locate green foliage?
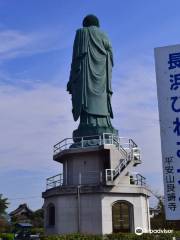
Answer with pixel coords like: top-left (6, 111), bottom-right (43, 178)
top-left (31, 208), bottom-right (44, 227)
top-left (0, 194), bottom-right (9, 216)
top-left (41, 233), bottom-right (102, 240)
top-left (106, 233), bottom-right (141, 240)
top-left (40, 232), bottom-right (180, 240)
top-left (0, 233), bottom-right (14, 240)
top-left (33, 208), bottom-right (44, 219)
top-left (151, 196), bottom-right (180, 230)
top-left (31, 227), bottom-right (44, 235)
top-left (0, 218), bottom-right (11, 233)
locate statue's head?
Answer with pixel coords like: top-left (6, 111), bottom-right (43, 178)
top-left (82, 15), bottom-right (100, 27)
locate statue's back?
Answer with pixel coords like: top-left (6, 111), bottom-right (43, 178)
top-left (67, 15), bottom-right (118, 139)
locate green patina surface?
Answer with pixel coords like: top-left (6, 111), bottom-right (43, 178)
top-left (67, 15), bottom-right (118, 139)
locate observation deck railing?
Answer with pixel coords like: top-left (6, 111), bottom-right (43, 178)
top-left (130, 173), bottom-right (146, 186)
top-left (53, 133), bottom-right (137, 155)
top-left (45, 133), bottom-right (142, 190)
top-left (46, 173), bottom-right (63, 189)
top-left (46, 171), bottom-right (146, 190)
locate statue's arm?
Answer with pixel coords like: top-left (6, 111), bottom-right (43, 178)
top-left (108, 43), bottom-right (114, 67)
top-left (67, 60), bottom-right (76, 93)
top-left (102, 33), bottom-right (114, 67)
top-left (67, 65), bottom-right (73, 94)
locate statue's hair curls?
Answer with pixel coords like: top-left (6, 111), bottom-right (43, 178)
top-left (82, 15), bottom-right (100, 27)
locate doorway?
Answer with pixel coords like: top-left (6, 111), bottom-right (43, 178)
top-left (112, 201), bottom-right (134, 233)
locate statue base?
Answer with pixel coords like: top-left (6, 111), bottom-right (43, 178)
top-left (73, 125), bottom-right (118, 142)
top-left (43, 145), bottom-right (151, 235)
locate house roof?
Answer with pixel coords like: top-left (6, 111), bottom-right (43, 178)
top-left (9, 203), bottom-right (33, 216)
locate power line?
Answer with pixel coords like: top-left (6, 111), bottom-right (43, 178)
top-left (8, 196), bottom-right (41, 201)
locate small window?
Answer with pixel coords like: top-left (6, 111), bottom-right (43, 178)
top-left (48, 203), bottom-right (55, 226)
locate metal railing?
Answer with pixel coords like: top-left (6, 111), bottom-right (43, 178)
top-left (46, 171), bottom-right (103, 190)
top-left (105, 158), bottom-right (129, 183)
top-left (47, 134), bottom-right (141, 189)
top-left (105, 169), bottom-right (146, 186)
top-left (46, 173), bottom-right (63, 189)
top-left (131, 147), bottom-right (141, 162)
top-left (105, 146), bottom-right (141, 184)
top-left (53, 133), bottom-right (137, 155)
top-left (105, 169), bottom-right (116, 182)
top-left (46, 171), bottom-right (146, 189)
top-left (130, 173), bottom-right (146, 186)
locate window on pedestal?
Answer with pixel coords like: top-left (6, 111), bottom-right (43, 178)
top-left (112, 201), bottom-right (134, 233)
top-left (47, 203), bottom-right (55, 227)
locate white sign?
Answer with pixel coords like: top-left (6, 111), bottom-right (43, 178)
top-left (155, 44), bottom-right (180, 220)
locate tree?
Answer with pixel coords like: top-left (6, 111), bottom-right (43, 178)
top-left (151, 195), bottom-right (166, 229)
top-left (151, 195), bottom-right (180, 230)
top-left (31, 208), bottom-right (44, 228)
top-left (0, 194), bottom-right (10, 233)
top-left (0, 194), bottom-right (9, 216)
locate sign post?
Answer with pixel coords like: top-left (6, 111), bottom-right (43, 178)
top-left (155, 44), bottom-right (180, 220)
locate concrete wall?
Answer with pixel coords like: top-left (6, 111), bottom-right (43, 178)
top-left (63, 150), bottom-right (108, 185)
top-left (109, 146), bottom-right (122, 169)
top-left (44, 195), bottom-right (78, 235)
top-left (44, 191), bottom-right (150, 235)
top-left (101, 194), bottom-right (150, 234)
top-left (44, 193), bottom-right (102, 235)
top-left (80, 194), bottom-right (102, 234)
top-left (62, 146), bottom-right (128, 186)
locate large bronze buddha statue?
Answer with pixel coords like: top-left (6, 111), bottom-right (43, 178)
top-left (67, 15), bottom-right (118, 140)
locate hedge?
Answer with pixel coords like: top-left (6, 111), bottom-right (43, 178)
top-left (41, 234), bottom-right (102, 240)
top-left (1, 232), bottom-right (180, 240)
top-left (31, 227), bottom-right (44, 235)
top-left (106, 233), bottom-right (175, 240)
top-left (40, 232), bottom-right (180, 240)
top-left (0, 233), bottom-right (14, 240)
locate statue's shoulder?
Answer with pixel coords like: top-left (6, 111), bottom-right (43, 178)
top-left (89, 27), bottom-right (109, 39)
top-left (75, 27), bottom-right (109, 42)
top-left (99, 30), bottom-right (109, 40)
top-left (76, 27), bottom-right (88, 34)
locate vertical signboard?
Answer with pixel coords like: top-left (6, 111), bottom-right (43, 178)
top-left (155, 44), bottom-right (180, 220)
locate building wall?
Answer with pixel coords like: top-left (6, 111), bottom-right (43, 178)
top-left (101, 194), bottom-right (150, 234)
top-left (44, 193), bottom-right (102, 235)
top-left (80, 194), bottom-right (102, 234)
top-left (44, 195), bottom-right (78, 235)
top-left (44, 146), bottom-right (150, 235)
top-left (109, 146), bottom-right (123, 169)
top-left (64, 151), bottom-right (107, 185)
top-left (44, 191), bottom-right (150, 235)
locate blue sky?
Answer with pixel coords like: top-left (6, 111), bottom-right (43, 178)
top-left (0, 0), bottom-right (180, 212)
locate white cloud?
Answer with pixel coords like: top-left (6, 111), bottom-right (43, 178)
top-left (0, 30), bottom-right (31, 53)
top-left (112, 61), bottom-right (162, 177)
top-left (0, 83), bottom-right (76, 171)
top-left (0, 27), bottom-right (71, 61)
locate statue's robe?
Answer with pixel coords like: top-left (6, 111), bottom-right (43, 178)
top-left (67, 26), bottom-right (114, 122)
